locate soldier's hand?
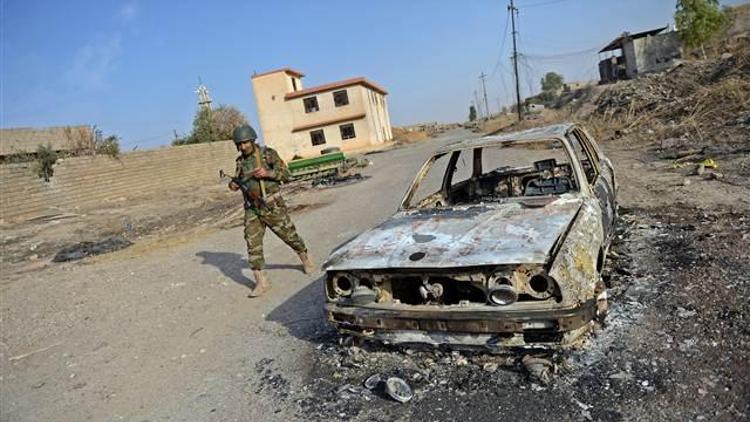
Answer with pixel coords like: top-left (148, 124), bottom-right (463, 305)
top-left (229, 181), bottom-right (240, 191)
top-left (252, 167), bottom-right (269, 179)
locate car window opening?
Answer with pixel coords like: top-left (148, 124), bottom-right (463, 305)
top-left (406, 139), bottom-right (579, 209)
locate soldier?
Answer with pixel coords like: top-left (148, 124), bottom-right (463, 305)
top-left (229, 124), bottom-right (314, 297)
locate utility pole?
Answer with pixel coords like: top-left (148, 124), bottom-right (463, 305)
top-left (473, 90), bottom-right (483, 118)
top-left (479, 72), bottom-right (490, 118)
top-left (509, 0), bottom-right (523, 121)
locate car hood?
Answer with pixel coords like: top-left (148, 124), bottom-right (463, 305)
top-left (324, 196), bottom-right (583, 271)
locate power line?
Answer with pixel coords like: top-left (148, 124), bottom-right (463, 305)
top-left (520, 56), bottom-right (536, 97)
top-left (490, 11), bottom-right (511, 78)
top-left (522, 46), bottom-right (600, 60)
top-left (521, 0), bottom-right (573, 9)
top-left (496, 64), bottom-right (511, 106)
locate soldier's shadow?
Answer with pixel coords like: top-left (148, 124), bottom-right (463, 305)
top-left (195, 251), bottom-right (301, 289)
top-left (265, 274), bottom-right (333, 343)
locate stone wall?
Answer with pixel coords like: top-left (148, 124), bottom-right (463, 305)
top-left (0, 141), bottom-right (238, 223)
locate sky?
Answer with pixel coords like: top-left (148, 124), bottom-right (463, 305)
top-left (1, 0), bottom-right (746, 150)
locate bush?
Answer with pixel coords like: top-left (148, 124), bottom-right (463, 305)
top-left (34, 144), bottom-right (58, 182)
top-left (95, 134), bottom-right (120, 158)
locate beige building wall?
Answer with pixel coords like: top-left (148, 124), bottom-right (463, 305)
top-left (252, 71), bottom-right (299, 158)
top-left (251, 69), bottom-right (392, 161)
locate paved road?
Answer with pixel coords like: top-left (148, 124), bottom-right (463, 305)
top-left (0, 129), bottom-right (471, 421)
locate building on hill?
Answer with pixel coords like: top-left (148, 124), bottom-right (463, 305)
top-left (251, 68), bottom-right (392, 160)
top-left (598, 26), bottom-right (682, 83)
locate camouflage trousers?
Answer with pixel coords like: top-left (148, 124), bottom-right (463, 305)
top-left (244, 196), bottom-right (307, 270)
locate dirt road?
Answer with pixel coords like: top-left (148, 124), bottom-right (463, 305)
top-left (2, 129), bottom-right (749, 421)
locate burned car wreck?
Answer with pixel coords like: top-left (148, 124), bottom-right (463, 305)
top-left (323, 123), bottom-right (617, 350)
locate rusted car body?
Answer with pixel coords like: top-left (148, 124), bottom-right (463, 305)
top-left (323, 123), bottom-right (617, 350)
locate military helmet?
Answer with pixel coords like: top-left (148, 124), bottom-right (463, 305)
top-left (232, 125), bottom-right (258, 144)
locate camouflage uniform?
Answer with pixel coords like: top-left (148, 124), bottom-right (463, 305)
top-left (235, 144), bottom-right (307, 270)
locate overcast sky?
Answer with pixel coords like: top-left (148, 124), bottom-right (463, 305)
top-left (1, 0), bottom-right (745, 149)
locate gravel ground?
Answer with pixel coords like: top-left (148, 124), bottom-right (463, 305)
top-left (1, 129), bottom-right (748, 421)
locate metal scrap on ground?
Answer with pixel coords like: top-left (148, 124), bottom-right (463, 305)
top-left (52, 235), bottom-right (133, 262)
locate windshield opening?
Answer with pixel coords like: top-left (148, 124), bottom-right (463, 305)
top-left (403, 139), bottom-right (579, 209)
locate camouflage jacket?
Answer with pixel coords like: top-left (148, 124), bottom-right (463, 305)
top-left (234, 145), bottom-right (290, 200)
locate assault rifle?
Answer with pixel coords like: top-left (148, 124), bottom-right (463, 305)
top-left (219, 169), bottom-right (265, 209)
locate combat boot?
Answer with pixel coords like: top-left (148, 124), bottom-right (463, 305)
top-left (298, 252), bottom-right (315, 275)
top-left (249, 269), bottom-right (270, 298)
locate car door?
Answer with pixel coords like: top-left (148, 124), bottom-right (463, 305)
top-left (567, 129), bottom-right (616, 241)
top-left (579, 127), bottom-right (617, 197)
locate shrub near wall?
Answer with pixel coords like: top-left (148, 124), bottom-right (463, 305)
top-left (0, 141), bottom-right (238, 223)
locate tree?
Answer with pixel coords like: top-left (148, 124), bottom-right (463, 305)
top-left (175, 105), bottom-right (249, 145)
top-left (540, 72), bottom-right (564, 94)
top-left (468, 105), bottom-right (477, 122)
top-left (210, 105), bottom-right (248, 141)
top-left (189, 108), bottom-right (215, 144)
top-left (675, 0), bottom-right (729, 58)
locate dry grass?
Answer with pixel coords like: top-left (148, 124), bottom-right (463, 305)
top-left (391, 127), bottom-right (430, 145)
top-left (583, 49), bottom-right (750, 146)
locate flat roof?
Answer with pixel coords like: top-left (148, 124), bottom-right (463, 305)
top-left (251, 67), bottom-right (305, 79)
top-left (285, 77), bottom-right (388, 100)
top-left (599, 26), bottom-right (668, 53)
top-left (435, 123), bottom-right (576, 154)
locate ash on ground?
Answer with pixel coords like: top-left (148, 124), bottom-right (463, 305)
top-left (249, 205), bottom-right (750, 421)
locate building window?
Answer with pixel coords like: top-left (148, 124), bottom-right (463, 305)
top-left (310, 129), bottom-right (326, 146)
top-left (303, 97), bottom-right (319, 113)
top-left (291, 77), bottom-right (297, 91)
top-left (339, 123), bottom-right (356, 140)
top-left (333, 90), bottom-right (349, 107)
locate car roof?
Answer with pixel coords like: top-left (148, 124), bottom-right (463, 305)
top-left (436, 122), bottom-right (576, 154)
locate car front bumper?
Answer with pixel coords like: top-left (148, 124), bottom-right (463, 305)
top-left (325, 299), bottom-right (597, 350)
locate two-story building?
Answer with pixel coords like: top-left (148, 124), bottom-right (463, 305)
top-left (251, 68), bottom-right (393, 160)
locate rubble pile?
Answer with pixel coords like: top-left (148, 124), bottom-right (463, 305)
top-left (293, 339), bottom-right (552, 421)
top-left (592, 51), bottom-right (750, 146)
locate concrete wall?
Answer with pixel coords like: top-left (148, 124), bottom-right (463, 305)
top-left (623, 42), bottom-right (639, 79)
top-left (0, 126), bottom-right (92, 156)
top-left (633, 32), bottom-right (682, 75)
top-left (622, 32), bottom-right (682, 79)
top-left (363, 87), bottom-right (392, 145)
top-left (0, 141), bottom-right (238, 223)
